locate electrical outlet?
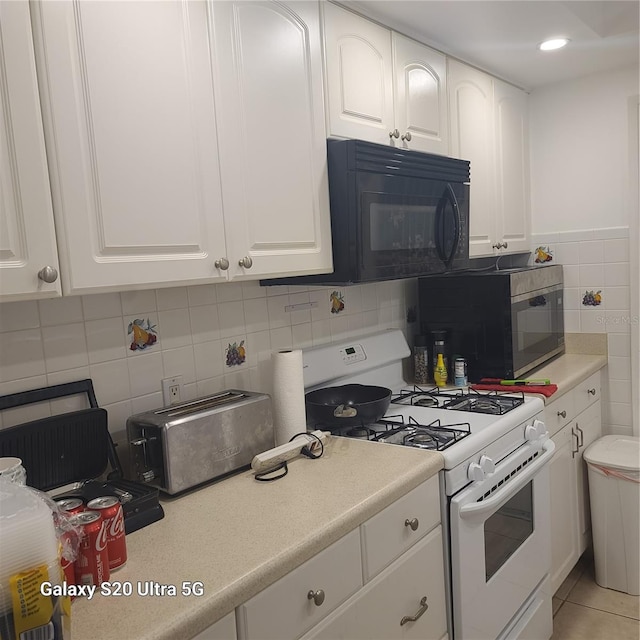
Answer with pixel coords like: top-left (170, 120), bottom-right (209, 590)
top-left (161, 376), bottom-right (183, 406)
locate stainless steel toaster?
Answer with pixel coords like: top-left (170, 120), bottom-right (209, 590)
top-left (126, 389), bottom-right (274, 495)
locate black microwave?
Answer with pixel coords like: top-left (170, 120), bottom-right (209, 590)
top-left (262, 138), bottom-right (470, 286)
top-left (418, 265), bottom-right (565, 382)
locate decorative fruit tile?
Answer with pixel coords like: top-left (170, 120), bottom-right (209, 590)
top-left (225, 339), bottom-right (246, 367)
top-left (534, 246), bottom-right (553, 263)
top-left (582, 290), bottom-right (602, 306)
top-left (126, 315), bottom-right (159, 353)
top-left (330, 290), bottom-right (345, 314)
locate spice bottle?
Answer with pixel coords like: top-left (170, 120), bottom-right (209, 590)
top-left (431, 330), bottom-right (449, 380)
top-left (434, 352), bottom-right (448, 387)
top-left (413, 336), bottom-right (429, 385)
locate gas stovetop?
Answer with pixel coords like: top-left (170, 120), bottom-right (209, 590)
top-left (390, 385), bottom-right (526, 415)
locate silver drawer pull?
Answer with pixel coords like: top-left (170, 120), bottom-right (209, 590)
top-left (401, 131), bottom-right (412, 142)
top-left (557, 410), bottom-right (567, 419)
top-left (307, 589), bottom-right (325, 607)
top-left (38, 266), bottom-right (58, 283)
top-left (238, 256), bottom-right (253, 269)
top-left (214, 257), bottom-right (229, 270)
top-left (389, 129), bottom-right (400, 139)
top-left (588, 388), bottom-right (596, 395)
top-left (400, 596), bottom-right (428, 626)
top-left (404, 518), bottom-right (419, 531)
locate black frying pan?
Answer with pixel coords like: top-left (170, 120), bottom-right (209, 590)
top-left (305, 384), bottom-right (392, 427)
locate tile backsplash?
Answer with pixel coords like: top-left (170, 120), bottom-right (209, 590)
top-left (531, 226), bottom-right (634, 436)
top-left (0, 280), bottom-right (417, 444)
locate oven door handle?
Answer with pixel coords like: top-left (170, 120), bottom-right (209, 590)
top-left (458, 439), bottom-right (555, 521)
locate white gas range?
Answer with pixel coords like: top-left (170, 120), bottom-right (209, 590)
top-left (302, 329), bottom-right (555, 640)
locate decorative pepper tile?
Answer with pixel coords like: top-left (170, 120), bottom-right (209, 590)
top-left (582, 290), bottom-right (602, 306)
top-left (127, 317), bottom-right (158, 351)
top-left (534, 246), bottom-right (553, 263)
top-left (330, 290), bottom-right (345, 314)
top-left (225, 340), bottom-right (246, 367)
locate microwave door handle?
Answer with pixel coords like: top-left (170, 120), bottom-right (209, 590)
top-left (436, 185), bottom-right (460, 267)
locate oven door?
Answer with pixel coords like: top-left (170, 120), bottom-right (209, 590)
top-left (450, 437), bottom-right (555, 640)
top-left (511, 284), bottom-right (564, 378)
top-left (357, 172), bottom-right (469, 281)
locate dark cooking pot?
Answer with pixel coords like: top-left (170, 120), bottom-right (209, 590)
top-left (305, 384), bottom-right (392, 427)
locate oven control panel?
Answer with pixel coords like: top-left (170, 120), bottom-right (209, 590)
top-left (339, 344), bottom-right (367, 365)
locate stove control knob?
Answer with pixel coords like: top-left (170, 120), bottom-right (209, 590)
top-left (525, 419), bottom-right (547, 442)
top-left (479, 455), bottom-right (495, 476)
top-left (468, 462), bottom-right (485, 482)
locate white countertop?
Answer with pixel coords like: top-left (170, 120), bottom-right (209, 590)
top-left (529, 352), bottom-right (608, 403)
top-left (70, 436), bottom-right (443, 640)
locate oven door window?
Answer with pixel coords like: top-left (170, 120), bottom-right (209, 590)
top-left (484, 481), bottom-right (533, 581)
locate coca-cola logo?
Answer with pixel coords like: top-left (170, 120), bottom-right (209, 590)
top-left (96, 521), bottom-right (109, 552)
top-left (107, 510), bottom-right (125, 538)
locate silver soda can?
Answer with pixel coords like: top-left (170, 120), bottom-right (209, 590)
top-left (454, 357), bottom-right (468, 387)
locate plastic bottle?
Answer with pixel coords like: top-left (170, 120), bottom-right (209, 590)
top-left (434, 352), bottom-right (448, 387)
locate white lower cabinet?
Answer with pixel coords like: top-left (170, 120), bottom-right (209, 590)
top-left (547, 371), bottom-right (602, 594)
top-left (192, 611), bottom-right (237, 640)
top-left (301, 527), bottom-right (448, 640)
top-left (233, 477), bottom-right (445, 640)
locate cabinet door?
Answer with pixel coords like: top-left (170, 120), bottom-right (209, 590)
top-left (31, 0), bottom-right (228, 294)
top-left (493, 79), bottom-right (530, 255)
top-left (574, 400), bottom-right (602, 554)
top-left (210, 1), bottom-right (332, 280)
top-left (192, 611), bottom-right (236, 640)
top-left (447, 60), bottom-right (496, 257)
top-left (323, 3), bottom-right (395, 145)
top-left (549, 423), bottom-right (580, 594)
top-left (0, 1), bottom-right (61, 301)
top-left (302, 526), bottom-right (447, 640)
top-left (393, 34), bottom-right (448, 155)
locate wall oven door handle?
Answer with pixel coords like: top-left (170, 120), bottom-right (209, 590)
top-left (458, 439), bottom-right (555, 521)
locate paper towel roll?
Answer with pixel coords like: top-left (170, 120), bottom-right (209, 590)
top-left (271, 349), bottom-right (306, 445)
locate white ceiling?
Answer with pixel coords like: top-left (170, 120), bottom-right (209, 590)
top-left (346, 0), bottom-right (640, 90)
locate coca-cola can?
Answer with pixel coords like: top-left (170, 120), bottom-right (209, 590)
top-left (87, 496), bottom-right (127, 570)
top-left (70, 510), bottom-right (110, 587)
top-left (59, 529), bottom-right (76, 591)
top-left (55, 497), bottom-right (85, 516)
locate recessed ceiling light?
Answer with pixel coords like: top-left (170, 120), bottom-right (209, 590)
top-left (538, 38), bottom-right (570, 51)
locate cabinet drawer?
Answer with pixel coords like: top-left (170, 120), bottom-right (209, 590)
top-left (361, 475), bottom-right (440, 581)
top-left (235, 528), bottom-right (362, 640)
top-left (545, 392), bottom-right (575, 436)
top-left (574, 372), bottom-right (601, 416)
top-left (301, 526), bottom-right (447, 640)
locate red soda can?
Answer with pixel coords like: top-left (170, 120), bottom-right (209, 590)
top-left (70, 510), bottom-right (110, 587)
top-left (59, 529), bottom-right (77, 590)
top-left (87, 496), bottom-right (127, 570)
top-left (55, 497), bottom-right (85, 516)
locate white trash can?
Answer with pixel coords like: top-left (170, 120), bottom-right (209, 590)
top-left (583, 435), bottom-right (640, 595)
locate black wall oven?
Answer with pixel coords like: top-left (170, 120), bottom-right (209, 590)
top-left (419, 265), bottom-right (565, 382)
top-left (263, 138), bottom-right (470, 286)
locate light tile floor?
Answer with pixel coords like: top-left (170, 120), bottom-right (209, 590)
top-left (552, 552), bottom-right (640, 640)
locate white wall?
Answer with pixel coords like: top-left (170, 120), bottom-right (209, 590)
top-left (529, 65), bottom-right (640, 437)
top-left (529, 65), bottom-right (639, 233)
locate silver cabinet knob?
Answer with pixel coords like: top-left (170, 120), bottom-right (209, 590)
top-left (492, 242), bottom-right (503, 249)
top-left (557, 410), bottom-right (567, 419)
top-left (214, 258), bottom-right (229, 271)
top-left (37, 266), bottom-right (58, 283)
top-left (238, 256), bottom-right (253, 269)
top-left (401, 131), bottom-right (412, 142)
top-left (588, 388), bottom-right (596, 395)
top-left (389, 129), bottom-right (400, 139)
top-left (502, 241), bottom-right (508, 249)
top-left (307, 589), bottom-right (325, 606)
top-left (404, 518), bottom-right (419, 531)
top-left (400, 596), bottom-right (429, 626)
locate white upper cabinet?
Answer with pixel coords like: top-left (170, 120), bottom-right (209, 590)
top-left (209, 1), bottom-right (332, 280)
top-left (31, 0), bottom-right (228, 294)
top-left (0, 2), bottom-right (61, 301)
top-left (393, 33), bottom-right (448, 155)
top-left (323, 3), bottom-right (394, 145)
top-left (448, 60), bottom-right (530, 257)
top-left (494, 78), bottom-right (531, 255)
top-left (323, 3), bottom-right (448, 155)
top-left (448, 60), bottom-right (496, 257)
